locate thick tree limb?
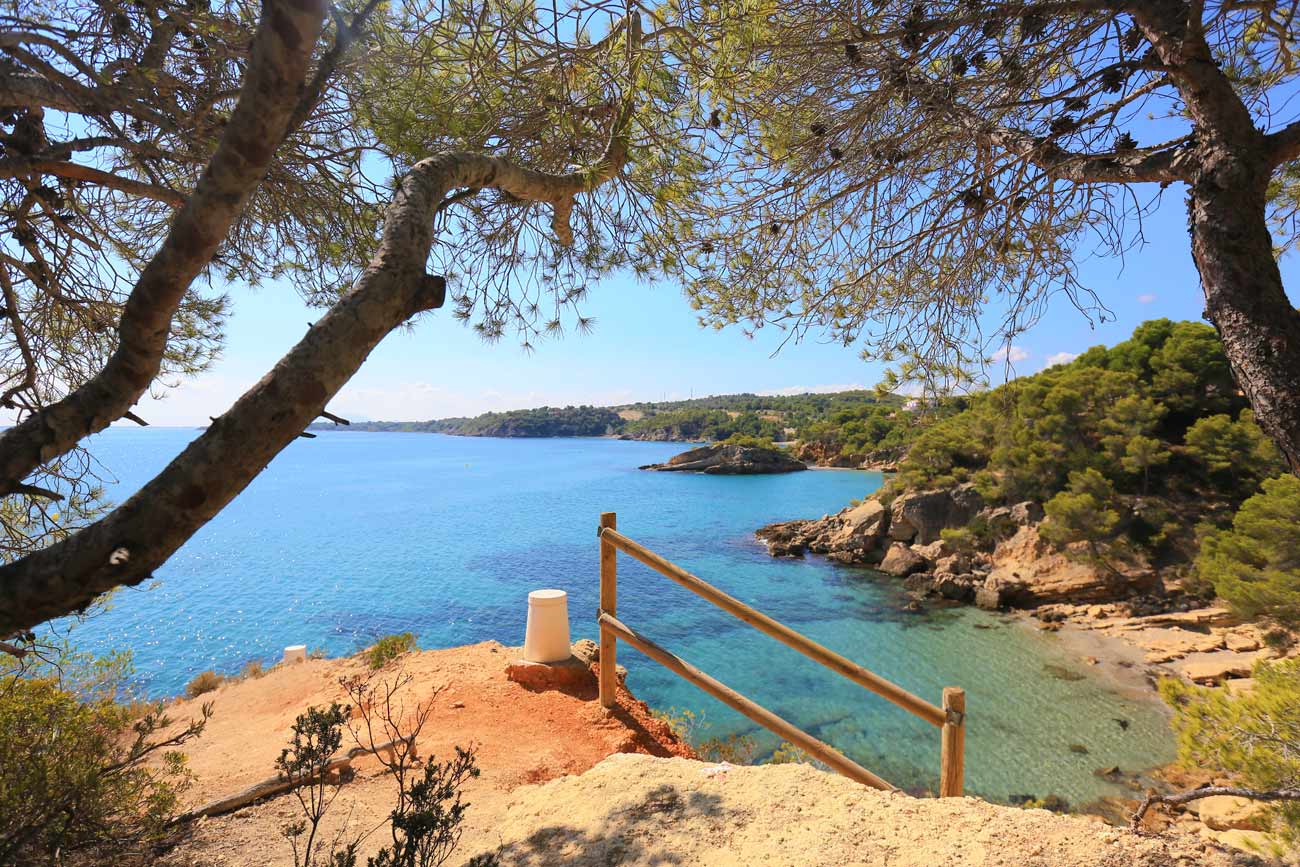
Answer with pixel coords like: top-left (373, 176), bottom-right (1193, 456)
top-left (1131, 784), bottom-right (1300, 831)
top-left (1265, 120), bottom-right (1300, 167)
top-left (0, 69), bottom-right (83, 113)
top-left (0, 160), bottom-right (186, 207)
top-left (981, 125), bottom-right (1191, 184)
top-left (0, 0), bottom-right (328, 499)
top-left (0, 134), bottom-right (632, 634)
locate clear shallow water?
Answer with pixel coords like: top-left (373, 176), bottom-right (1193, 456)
top-left (63, 428), bottom-right (1171, 804)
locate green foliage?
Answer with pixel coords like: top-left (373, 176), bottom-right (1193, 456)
top-left (1162, 659), bottom-right (1300, 850)
top-left (0, 647), bottom-right (207, 866)
top-left (765, 742), bottom-right (830, 771)
top-left (649, 706), bottom-right (700, 742)
top-left (1197, 475), bottom-right (1300, 624)
top-left (1185, 410), bottom-right (1285, 496)
top-left (277, 703), bottom-right (352, 867)
top-left (1041, 469), bottom-right (1120, 549)
top-left (321, 390), bottom-right (902, 447)
top-left (695, 733), bottom-right (760, 764)
top-left (185, 669), bottom-right (223, 698)
top-left (428, 406), bottom-right (622, 438)
top-left (720, 432), bottom-right (780, 449)
top-left (898, 320), bottom-right (1249, 504)
top-left (370, 747), bottom-right (495, 867)
top-left (367, 633), bottom-right (418, 670)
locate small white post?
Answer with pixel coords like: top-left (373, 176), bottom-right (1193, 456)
top-left (282, 644), bottom-right (307, 665)
top-left (523, 589), bottom-right (571, 663)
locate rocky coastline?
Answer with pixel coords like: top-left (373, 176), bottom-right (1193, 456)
top-left (755, 484), bottom-right (1292, 691)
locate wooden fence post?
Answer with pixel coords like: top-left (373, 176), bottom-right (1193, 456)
top-left (598, 512), bottom-right (618, 708)
top-left (939, 687), bottom-right (966, 797)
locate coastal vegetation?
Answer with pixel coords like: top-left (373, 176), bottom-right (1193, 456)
top-left (889, 319), bottom-right (1285, 578)
top-left (0, 647), bottom-right (210, 866)
top-left (1158, 659), bottom-right (1300, 847)
top-left (322, 390), bottom-right (901, 446)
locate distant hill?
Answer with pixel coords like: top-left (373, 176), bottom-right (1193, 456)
top-left (310, 390), bottom-right (906, 446)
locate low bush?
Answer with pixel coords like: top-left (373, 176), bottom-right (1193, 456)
top-left (185, 669), bottom-right (223, 698)
top-left (366, 633), bottom-right (418, 670)
top-left (0, 646), bottom-right (209, 866)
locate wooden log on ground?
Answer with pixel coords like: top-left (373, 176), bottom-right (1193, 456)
top-left (176, 734), bottom-right (414, 822)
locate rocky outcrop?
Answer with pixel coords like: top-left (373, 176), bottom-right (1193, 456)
top-left (640, 443), bottom-right (807, 474)
top-left (986, 525), bottom-right (1160, 606)
top-left (887, 484), bottom-right (984, 544)
top-left (756, 498), bottom-right (890, 561)
top-left (791, 440), bottom-right (859, 468)
top-left (757, 483), bottom-right (1168, 612)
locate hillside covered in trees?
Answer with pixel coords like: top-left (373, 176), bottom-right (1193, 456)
top-left (319, 390), bottom-right (910, 449)
top-left (890, 318), bottom-right (1284, 573)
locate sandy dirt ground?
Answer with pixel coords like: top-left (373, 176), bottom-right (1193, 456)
top-left (158, 640), bottom-right (1253, 867)
top-left (480, 754), bottom-right (1251, 867)
top-left (159, 641), bottom-right (691, 866)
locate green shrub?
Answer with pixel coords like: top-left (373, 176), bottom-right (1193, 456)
top-left (766, 741), bottom-right (830, 770)
top-left (721, 432), bottom-right (780, 450)
top-left (696, 733), bottom-right (759, 764)
top-left (1197, 474), bottom-right (1300, 624)
top-left (185, 669), bottom-right (223, 698)
top-left (0, 648), bottom-right (208, 866)
top-left (649, 706), bottom-right (700, 742)
top-left (366, 633), bottom-right (418, 670)
top-left (1162, 659), bottom-right (1300, 850)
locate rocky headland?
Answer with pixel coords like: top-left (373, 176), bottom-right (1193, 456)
top-left (640, 442), bottom-right (808, 474)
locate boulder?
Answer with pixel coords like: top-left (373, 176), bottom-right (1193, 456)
top-left (976, 576), bottom-right (1029, 611)
top-left (826, 499), bottom-right (890, 549)
top-left (641, 443), bottom-right (807, 475)
top-left (755, 498), bottom-right (891, 562)
top-left (986, 524), bottom-right (1159, 607)
top-left (755, 519), bottom-right (816, 557)
top-left (934, 573), bottom-right (977, 602)
top-left (880, 543), bottom-right (927, 577)
top-left (1195, 796), bottom-right (1265, 832)
top-left (888, 484), bottom-right (984, 544)
top-left (911, 539), bottom-right (951, 562)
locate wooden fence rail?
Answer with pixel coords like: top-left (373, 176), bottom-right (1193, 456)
top-left (596, 510), bottom-right (966, 797)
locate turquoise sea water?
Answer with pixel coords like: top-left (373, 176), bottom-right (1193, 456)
top-left (64, 428), bottom-right (1171, 804)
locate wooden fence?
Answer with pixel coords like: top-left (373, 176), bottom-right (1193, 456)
top-left (596, 511), bottom-right (966, 797)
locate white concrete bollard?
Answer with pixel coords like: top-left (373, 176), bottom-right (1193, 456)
top-left (282, 644), bottom-right (307, 665)
top-left (523, 589), bottom-right (571, 663)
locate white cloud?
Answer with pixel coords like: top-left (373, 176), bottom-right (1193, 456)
top-left (1046, 351), bottom-right (1079, 367)
top-left (1137, 293), bottom-right (1157, 304)
top-left (990, 345), bottom-right (1030, 364)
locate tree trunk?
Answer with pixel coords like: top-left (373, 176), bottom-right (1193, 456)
top-left (1188, 155), bottom-right (1300, 474)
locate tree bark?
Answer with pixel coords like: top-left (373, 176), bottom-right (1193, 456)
top-left (0, 0), bottom-right (326, 497)
top-left (0, 145), bottom-right (629, 635)
top-left (1188, 153), bottom-right (1300, 474)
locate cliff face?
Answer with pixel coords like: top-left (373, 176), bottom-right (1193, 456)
top-left (640, 443), bottom-right (808, 474)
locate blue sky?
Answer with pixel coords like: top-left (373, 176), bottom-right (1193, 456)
top-left (133, 186), bottom-right (1291, 426)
